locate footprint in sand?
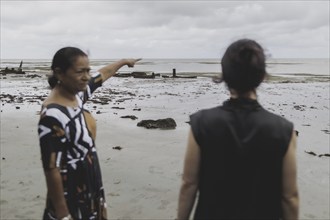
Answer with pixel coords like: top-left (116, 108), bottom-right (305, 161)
top-left (149, 166), bottom-right (163, 174)
top-left (304, 213), bottom-right (316, 219)
top-left (113, 179), bottom-right (121, 184)
top-left (108, 192), bottom-right (120, 197)
top-left (158, 200), bottom-right (170, 210)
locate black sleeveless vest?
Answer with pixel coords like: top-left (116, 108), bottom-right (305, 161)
top-left (190, 98), bottom-right (293, 220)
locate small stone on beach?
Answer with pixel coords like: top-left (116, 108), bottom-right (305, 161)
top-left (111, 107), bottom-right (125, 110)
top-left (112, 146), bottom-right (122, 150)
top-left (321, 129), bottom-right (330, 134)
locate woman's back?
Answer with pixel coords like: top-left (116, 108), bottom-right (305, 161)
top-left (190, 98), bottom-right (293, 219)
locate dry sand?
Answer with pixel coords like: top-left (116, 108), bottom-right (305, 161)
top-left (0, 73), bottom-right (329, 219)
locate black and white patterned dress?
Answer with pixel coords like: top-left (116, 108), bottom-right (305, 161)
top-left (38, 73), bottom-right (107, 220)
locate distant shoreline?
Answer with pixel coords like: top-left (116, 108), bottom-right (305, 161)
top-left (1, 71), bottom-right (329, 83)
top-left (1, 58), bottom-right (329, 78)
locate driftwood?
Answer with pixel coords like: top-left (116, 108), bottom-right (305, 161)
top-left (115, 73), bottom-right (132, 77)
top-left (120, 115), bottom-right (138, 120)
top-left (115, 71), bottom-right (158, 78)
top-left (162, 75), bottom-right (197, 79)
top-left (132, 71), bottom-right (156, 79)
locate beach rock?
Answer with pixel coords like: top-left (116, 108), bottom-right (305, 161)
top-left (137, 118), bottom-right (177, 129)
top-left (132, 71), bottom-right (156, 79)
top-left (321, 129), bottom-right (330, 134)
top-left (120, 115), bottom-right (138, 120)
top-left (116, 98), bottom-right (133, 103)
top-left (90, 99), bottom-right (109, 105)
top-left (114, 73), bottom-right (132, 77)
top-left (111, 106), bottom-right (125, 110)
top-left (112, 146), bottom-right (122, 150)
top-left (26, 74), bottom-right (41, 78)
top-left (293, 105), bottom-right (306, 111)
top-left (132, 71), bottom-right (147, 77)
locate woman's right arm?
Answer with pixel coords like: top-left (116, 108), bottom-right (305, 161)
top-left (44, 168), bottom-right (70, 219)
top-left (282, 130), bottom-right (299, 220)
top-left (177, 129), bottom-right (201, 220)
top-left (39, 114), bottom-right (71, 219)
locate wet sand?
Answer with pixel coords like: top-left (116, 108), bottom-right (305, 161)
top-left (0, 73), bottom-right (329, 219)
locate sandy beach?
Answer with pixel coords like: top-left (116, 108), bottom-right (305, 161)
top-left (0, 72), bottom-right (329, 219)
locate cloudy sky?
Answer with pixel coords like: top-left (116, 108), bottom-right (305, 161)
top-left (1, 1), bottom-right (329, 59)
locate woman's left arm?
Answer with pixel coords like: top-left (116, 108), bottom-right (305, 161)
top-left (177, 129), bottom-right (201, 220)
top-left (98, 58), bottom-right (141, 83)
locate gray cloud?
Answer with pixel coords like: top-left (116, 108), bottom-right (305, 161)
top-left (1, 1), bottom-right (329, 59)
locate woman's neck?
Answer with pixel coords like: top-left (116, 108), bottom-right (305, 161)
top-left (54, 85), bottom-right (76, 101)
top-left (229, 89), bottom-right (257, 100)
top-left (47, 86), bottom-right (78, 108)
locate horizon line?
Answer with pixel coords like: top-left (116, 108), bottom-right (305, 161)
top-left (1, 57), bottom-right (329, 60)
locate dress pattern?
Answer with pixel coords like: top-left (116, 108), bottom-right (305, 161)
top-left (38, 73), bottom-right (107, 220)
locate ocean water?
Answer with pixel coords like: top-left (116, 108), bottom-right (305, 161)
top-left (0, 58), bottom-right (329, 76)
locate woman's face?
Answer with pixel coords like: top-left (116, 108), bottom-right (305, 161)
top-left (58, 55), bottom-right (91, 93)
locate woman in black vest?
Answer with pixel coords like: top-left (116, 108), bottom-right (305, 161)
top-left (177, 39), bottom-right (299, 220)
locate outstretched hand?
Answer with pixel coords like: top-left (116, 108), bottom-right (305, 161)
top-left (125, 58), bottom-right (142, 68)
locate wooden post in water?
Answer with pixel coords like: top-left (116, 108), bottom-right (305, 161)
top-left (172, 68), bottom-right (176, 77)
top-left (18, 60), bottom-right (23, 72)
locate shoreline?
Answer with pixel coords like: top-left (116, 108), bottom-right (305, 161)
top-left (1, 71), bottom-right (329, 83)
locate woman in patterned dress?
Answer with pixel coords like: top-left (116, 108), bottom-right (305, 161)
top-left (38, 47), bottom-right (140, 220)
